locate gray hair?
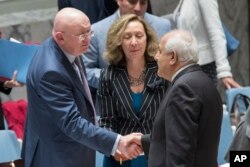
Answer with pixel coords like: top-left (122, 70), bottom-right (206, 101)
top-left (164, 30), bottom-right (199, 63)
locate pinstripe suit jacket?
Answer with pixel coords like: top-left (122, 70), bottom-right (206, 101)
top-left (98, 62), bottom-right (169, 135)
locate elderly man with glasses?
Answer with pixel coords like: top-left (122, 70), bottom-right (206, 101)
top-left (22, 8), bottom-right (143, 167)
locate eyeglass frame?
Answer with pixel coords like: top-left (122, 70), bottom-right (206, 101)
top-left (62, 30), bottom-right (94, 42)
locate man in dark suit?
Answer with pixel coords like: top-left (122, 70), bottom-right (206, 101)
top-left (103, 0), bottom-right (153, 17)
top-left (58, 0), bottom-right (106, 24)
top-left (136, 30), bottom-right (223, 167)
top-left (22, 8), bottom-right (142, 167)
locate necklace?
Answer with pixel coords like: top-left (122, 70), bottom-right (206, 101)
top-left (128, 69), bottom-right (146, 87)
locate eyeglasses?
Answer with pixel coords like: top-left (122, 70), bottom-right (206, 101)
top-left (64, 31), bottom-right (94, 42)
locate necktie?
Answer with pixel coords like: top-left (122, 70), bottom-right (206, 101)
top-left (73, 57), bottom-right (98, 125)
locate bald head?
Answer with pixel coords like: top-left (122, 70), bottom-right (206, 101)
top-left (53, 8), bottom-right (90, 36)
top-left (52, 7), bottom-right (92, 56)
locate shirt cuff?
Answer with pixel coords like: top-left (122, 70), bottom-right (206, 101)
top-left (111, 134), bottom-right (121, 156)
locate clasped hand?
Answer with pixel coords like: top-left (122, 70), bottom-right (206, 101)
top-left (115, 133), bottom-right (143, 163)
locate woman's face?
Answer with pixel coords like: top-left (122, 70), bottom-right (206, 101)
top-left (121, 20), bottom-right (147, 62)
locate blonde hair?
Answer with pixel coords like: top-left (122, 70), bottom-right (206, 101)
top-left (104, 14), bottom-right (159, 66)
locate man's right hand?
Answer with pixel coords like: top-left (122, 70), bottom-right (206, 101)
top-left (114, 133), bottom-right (143, 161)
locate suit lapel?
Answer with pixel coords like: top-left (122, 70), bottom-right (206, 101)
top-left (113, 68), bottom-right (140, 122)
top-left (139, 63), bottom-right (164, 117)
top-left (113, 63), bottom-right (162, 121)
top-left (172, 64), bottom-right (201, 85)
top-left (143, 13), bottom-right (153, 25)
top-left (173, 0), bottom-right (184, 22)
top-left (139, 67), bottom-right (156, 116)
top-left (59, 50), bottom-right (93, 106)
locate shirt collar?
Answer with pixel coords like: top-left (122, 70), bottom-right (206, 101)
top-left (171, 63), bottom-right (195, 82)
top-left (62, 50), bottom-right (77, 64)
top-left (117, 10), bottom-right (145, 18)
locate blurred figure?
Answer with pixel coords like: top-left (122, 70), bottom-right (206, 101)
top-left (98, 14), bottom-right (169, 167)
top-left (58, 0), bottom-right (106, 24)
top-left (0, 71), bottom-right (23, 94)
top-left (22, 8), bottom-right (142, 167)
top-left (173, 0), bottom-right (240, 89)
top-left (137, 30), bottom-right (223, 167)
top-left (0, 71), bottom-right (23, 130)
top-left (103, 0), bottom-right (152, 17)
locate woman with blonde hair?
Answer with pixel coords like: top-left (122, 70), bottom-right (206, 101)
top-left (98, 14), bottom-right (169, 167)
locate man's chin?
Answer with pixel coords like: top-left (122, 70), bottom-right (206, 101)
top-left (80, 48), bottom-right (88, 54)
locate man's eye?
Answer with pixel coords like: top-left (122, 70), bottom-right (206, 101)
top-left (128, 0), bottom-right (138, 5)
top-left (140, 0), bottom-right (147, 5)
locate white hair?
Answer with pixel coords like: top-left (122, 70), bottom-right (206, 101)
top-left (164, 30), bottom-right (199, 63)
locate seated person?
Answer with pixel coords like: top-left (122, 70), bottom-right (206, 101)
top-left (0, 70), bottom-right (23, 130)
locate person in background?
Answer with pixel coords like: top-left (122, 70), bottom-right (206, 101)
top-left (21, 8), bottom-right (143, 167)
top-left (98, 14), bottom-right (169, 167)
top-left (57, 0), bottom-right (106, 24)
top-left (0, 71), bottom-right (23, 130)
top-left (0, 32), bottom-right (24, 132)
top-left (0, 71), bottom-right (23, 95)
top-left (103, 0), bottom-right (153, 17)
top-left (133, 30), bottom-right (223, 167)
top-left (173, 0), bottom-right (240, 89)
top-left (83, 0), bottom-right (171, 98)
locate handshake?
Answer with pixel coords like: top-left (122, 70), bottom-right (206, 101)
top-left (115, 133), bottom-right (143, 164)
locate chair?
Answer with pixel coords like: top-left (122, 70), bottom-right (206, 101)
top-left (0, 130), bottom-right (21, 163)
top-left (217, 109), bottom-right (234, 165)
top-left (96, 151), bottom-right (104, 167)
top-left (225, 87), bottom-right (250, 113)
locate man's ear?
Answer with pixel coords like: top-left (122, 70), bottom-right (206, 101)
top-left (169, 51), bottom-right (177, 65)
top-left (54, 32), bottom-right (64, 44)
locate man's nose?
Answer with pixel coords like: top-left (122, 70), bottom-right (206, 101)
top-left (134, 1), bottom-right (142, 12)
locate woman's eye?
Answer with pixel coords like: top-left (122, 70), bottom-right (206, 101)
top-left (123, 35), bottom-right (131, 39)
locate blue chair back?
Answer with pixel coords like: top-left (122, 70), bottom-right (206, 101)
top-left (217, 110), bottom-right (234, 165)
top-left (96, 151), bottom-right (104, 167)
top-left (0, 130), bottom-right (21, 163)
top-left (226, 87), bottom-right (250, 113)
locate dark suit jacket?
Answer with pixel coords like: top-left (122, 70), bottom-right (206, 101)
top-left (98, 62), bottom-right (169, 135)
top-left (142, 64), bottom-right (223, 167)
top-left (22, 37), bottom-right (118, 167)
top-left (103, 0), bottom-right (152, 17)
top-left (58, 0), bottom-right (106, 24)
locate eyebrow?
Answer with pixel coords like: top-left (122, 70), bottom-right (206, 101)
top-left (128, 0), bottom-right (147, 4)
